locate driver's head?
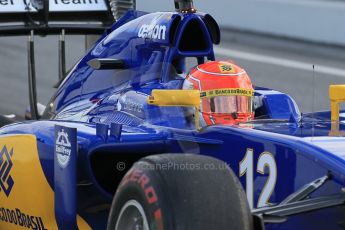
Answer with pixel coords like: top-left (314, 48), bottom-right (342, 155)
top-left (183, 61), bottom-right (254, 126)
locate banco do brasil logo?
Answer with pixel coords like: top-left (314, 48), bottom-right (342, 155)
top-left (0, 146), bottom-right (14, 197)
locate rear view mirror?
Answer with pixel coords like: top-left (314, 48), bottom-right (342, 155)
top-left (148, 90), bottom-right (201, 129)
top-left (329, 85), bottom-right (345, 136)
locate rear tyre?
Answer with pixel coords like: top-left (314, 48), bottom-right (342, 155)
top-left (107, 154), bottom-right (253, 230)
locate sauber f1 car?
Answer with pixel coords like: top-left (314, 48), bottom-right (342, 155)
top-left (0, 0), bottom-right (344, 229)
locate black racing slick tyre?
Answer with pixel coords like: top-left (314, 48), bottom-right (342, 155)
top-left (107, 154), bottom-right (253, 230)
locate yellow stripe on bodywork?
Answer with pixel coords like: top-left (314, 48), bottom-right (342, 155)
top-left (0, 135), bottom-right (91, 230)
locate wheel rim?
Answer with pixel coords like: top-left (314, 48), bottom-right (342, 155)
top-left (115, 199), bottom-right (150, 230)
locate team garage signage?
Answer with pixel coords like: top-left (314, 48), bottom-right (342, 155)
top-left (0, 0), bottom-right (107, 12)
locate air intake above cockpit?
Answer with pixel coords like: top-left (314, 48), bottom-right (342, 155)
top-left (178, 19), bottom-right (209, 52)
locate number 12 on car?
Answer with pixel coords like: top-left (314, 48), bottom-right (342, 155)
top-left (239, 148), bottom-right (277, 209)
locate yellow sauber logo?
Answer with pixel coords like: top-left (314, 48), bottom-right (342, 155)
top-left (0, 135), bottom-right (91, 230)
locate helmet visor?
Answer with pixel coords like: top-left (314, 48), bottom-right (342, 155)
top-left (201, 95), bottom-right (253, 114)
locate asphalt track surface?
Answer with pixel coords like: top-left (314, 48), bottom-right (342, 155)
top-left (1, 30), bottom-right (345, 117)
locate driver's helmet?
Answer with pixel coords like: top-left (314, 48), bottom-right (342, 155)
top-left (183, 61), bottom-right (254, 126)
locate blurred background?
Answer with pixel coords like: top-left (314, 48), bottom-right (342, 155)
top-left (0, 0), bottom-right (345, 116)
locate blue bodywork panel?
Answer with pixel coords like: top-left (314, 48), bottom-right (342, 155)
top-left (0, 8), bottom-right (344, 230)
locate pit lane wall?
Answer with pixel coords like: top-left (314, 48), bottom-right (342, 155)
top-left (137, 0), bottom-right (345, 47)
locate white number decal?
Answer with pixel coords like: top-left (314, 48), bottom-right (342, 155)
top-left (239, 149), bottom-right (277, 209)
top-left (239, 149), bottom-right (254, 209)
top-left (257, 152), bottom-right (277, 208)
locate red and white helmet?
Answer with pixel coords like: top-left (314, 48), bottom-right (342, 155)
top-left (183, 61), bottom-right (254, 126)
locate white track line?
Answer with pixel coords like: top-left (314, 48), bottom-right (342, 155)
top-left (214, 46), bottom-right (345, 77)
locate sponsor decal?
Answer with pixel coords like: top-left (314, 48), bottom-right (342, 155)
top-left (138, 24), bottom-right (167, 40)
top-left (0, 207), bottom-right (47, 230)
top-left (123, 99), bottom-right (144, 113)
top-left (219, 64), bottom-right (236, 74)
top-left (200, 88), bottom-right (254, 98)
top-left (55, 129), bottom-right (72, 168)
top-left (0, 146), bottom-right (14, 197)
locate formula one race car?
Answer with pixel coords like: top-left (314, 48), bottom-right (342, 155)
top-left (0, 0), bottom-right (344, 229)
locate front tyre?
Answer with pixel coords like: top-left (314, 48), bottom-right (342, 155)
top-left (115, 199), bottom-right (150, 230)
top-left (107, 154), bottom-right (253, 230)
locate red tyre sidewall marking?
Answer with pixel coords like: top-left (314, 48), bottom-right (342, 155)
top-left (120, 169), bottom-right (163, 230)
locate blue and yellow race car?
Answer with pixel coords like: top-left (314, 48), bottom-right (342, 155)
top-left (0, 0), bottom-right (344, 229)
